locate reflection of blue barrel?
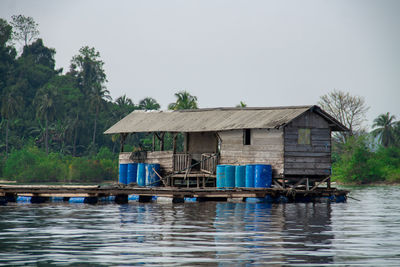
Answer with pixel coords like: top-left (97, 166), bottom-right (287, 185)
top-left (254, 164), bottom-right (272, 188)
top-left (225, 165), bottom-right (235, 188)
top-left (127, 163), bottom-right (138, 184)
top-left (146, 163), bottom-right (161, 186)
top-left (235, 165), bottom-right (246, 187)
top-left (216, 165), bottom-right (226, 188)
top-left (137, 163), bottom-right (146, 186)
top-left (245, 165), bottom-right (255, 188)
top-left (119, 163), bottom-right (128, 184)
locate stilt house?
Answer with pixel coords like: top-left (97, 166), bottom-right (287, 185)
top-left (104, 105), bottom-right (348, 187)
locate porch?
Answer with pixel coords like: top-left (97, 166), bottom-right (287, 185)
top-left (119, 151), bottom-right (219, 188)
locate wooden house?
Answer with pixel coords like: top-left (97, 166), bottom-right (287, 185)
top-left (104, 105), bottom-right (348, 187)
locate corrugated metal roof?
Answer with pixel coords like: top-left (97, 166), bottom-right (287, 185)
top-left (104, 105), bottom-right (317, 134)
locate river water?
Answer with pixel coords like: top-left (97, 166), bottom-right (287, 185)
top-left (0, 186), bottom-right (399, 266)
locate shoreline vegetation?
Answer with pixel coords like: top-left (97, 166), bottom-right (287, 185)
top-left (1, 15), bottom-right (400, 185)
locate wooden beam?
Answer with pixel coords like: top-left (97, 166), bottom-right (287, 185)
top-left (120, 133), bottom-right (128, 152)
top-left (172, 133), bottom-right (178, 154)
top-left (309, 176), bottom-right (331, 192)
top-left (152, 133), bottom-right (155, 152)
top-left (273, 180), bottom-right (284, 189)
top-left (291, 178), bottom-right (306, 189)
top-left (160, 132), bottom-right (165, 151)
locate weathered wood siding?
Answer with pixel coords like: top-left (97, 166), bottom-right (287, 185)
top-left (119, 152), bottom-right (133, 164)
top-left (284, 110), bottom-right (331, 177)
top-left (218, 129), bottom-right (284, 177)
top-left (145, 151), bottom-right (174, 174)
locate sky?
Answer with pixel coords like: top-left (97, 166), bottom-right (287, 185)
top-left (1, 0), bottom-right (399, 128)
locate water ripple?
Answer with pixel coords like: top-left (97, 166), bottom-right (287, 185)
top-left (0, 186), bottom-right (400, 265)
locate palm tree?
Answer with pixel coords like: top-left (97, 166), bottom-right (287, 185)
top-left (236, 101), bottom-right (247, 108)
top-left (371, 112), bottom-right (397, 147)
top-left (168, 90), bottom-right (198, 110)
top-left (34, 83), bottom-right (58, 154)
top-left (1, 87), bottom-right (22, 157)
top-left (90, 84), bottom-right (111, 146)
top-left (115, 94), bottom-right (135, 118)
top-left (138, 97), bottom-right (160, 110)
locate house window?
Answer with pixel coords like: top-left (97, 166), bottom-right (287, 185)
top-left (243, 129), bottom-right (251, 145)
top-left (298, 128), bottom-right (311, 145)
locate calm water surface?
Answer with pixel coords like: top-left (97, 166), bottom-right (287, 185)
top-left (1, 186), bottom-right (400, 266)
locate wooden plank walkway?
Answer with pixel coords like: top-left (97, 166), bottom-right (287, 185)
top-left (0, 184), bottom-right (349, 199)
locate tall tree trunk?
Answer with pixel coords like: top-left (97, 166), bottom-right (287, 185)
top-left (73, 126), bottom-right (77, 157)
top-left (45, 116), bottom-right (49, 155)
top-left (5, 119), bottom-right (9, 158)
top-left (92, 104), bottom-right (99, 146)
top-left (73, 113), bottom-right (78, 157)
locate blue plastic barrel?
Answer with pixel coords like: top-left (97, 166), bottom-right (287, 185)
top-left (137, 163), bottom-right (146, 186)
top-left (127, 163), bottom-right (138, 184)
top-left (17, 196), bottom-right (32, 203)
top-left (235, 165), bottom-right (246, 187)
top-left (225, 165), bottom-right (235, 188)
top-left (69, 197), bottom-right (85, 203)
top-left (245, 165), bottom-right (255, 188)
top-left (119, 163), bottom-right (128, 184)
top-left (254, 164), bottom-right (272, 188)
top-left (216, 165), bottom-right (226, 188)
top-left (146, 163), bottom-right (161, 186)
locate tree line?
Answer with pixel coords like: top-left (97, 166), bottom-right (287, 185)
top-left (0, 15), bottom-right (198, 182)
top-left (1, 15), bottom-right (399, 184)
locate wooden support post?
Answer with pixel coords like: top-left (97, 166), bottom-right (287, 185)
top-left (84, 197), bottom-right (98, 204)
top-left (120, 133), bottom-right (128, 152)
top-left (138, 195), bottom-right (152, 203)
top-left (291, 178), bottom-right (306, 189)
top-left (309, 176), bottom-right (331, 192)
top-left (327, 177), bottom-right (331, 189)
top-left (160, 132), bottom-right (165, 151)
top-left (172, 133), bottom-right (178, 154)
top-left (152, 133), bottom-right (155, 152)
top-left (306, 178), bottom-right (309, 191)
top-left (172, 197), bottom-right (184, 203)
top-left (273, 180), bottom-right (284, 189)
top-left (184, 133), bottom-right (188, 153)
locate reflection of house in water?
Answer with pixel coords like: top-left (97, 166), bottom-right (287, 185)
top-left (281, 203), bottom-right (334, 264)
top-left (115, 202), bottom-right (335, 265)
top-left (212, 202), bottom-right (335, 265)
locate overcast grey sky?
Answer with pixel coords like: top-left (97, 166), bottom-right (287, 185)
top-left (1, 0), bottom-right (399, 127)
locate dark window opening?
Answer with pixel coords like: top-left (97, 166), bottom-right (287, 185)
top-left (244, 129), bottom-right (251, 145)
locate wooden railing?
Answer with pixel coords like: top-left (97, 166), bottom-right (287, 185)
top-left (200, 153), bottom-right (219, 174)
top-left (173, 153), bottom-right (191, 172)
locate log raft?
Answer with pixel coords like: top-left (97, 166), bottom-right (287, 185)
top-left (0, 184), bottom-right (349, 204)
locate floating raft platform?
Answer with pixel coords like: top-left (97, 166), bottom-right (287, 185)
top-left (0, 184), bottom-right (349, 204)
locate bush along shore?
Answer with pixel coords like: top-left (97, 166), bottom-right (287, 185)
top-left (0, 143), bottom-right (117, 183)
top-left (331, 136), bottom-right (400, 185)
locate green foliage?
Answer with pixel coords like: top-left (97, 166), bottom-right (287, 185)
top-left (168, 90), bottom-right (198, 110)
top-left (2, 144), bottom-right (118, 183)
top-left (3, 143), bottom-right (66, 183)
top-left (332, 135), bottom-right (400, 184)
top-left (371, 112), bottom-right (397, 147)
top-left (236, 101), bottom-right (247, 108)
top-left (138, 97), bottom-right (160, 110)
